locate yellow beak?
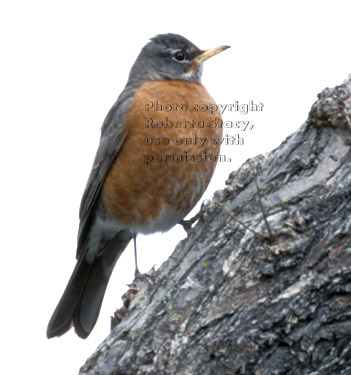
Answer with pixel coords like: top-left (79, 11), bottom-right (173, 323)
top-left (192, 45), bottom-right (230, 64)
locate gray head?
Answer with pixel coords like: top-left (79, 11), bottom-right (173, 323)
top-left (126, 33), bottom-right (230, 87)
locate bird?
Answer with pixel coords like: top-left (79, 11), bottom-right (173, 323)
top-left (47, 33), bottom-right (229, 339)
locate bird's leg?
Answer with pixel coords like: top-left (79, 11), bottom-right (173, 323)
top-left (179, 213), bottom-right (201, 234)
top-left (130, 234), bottom-right (156, 286)
top-left (133, 234), bottom-right (142, 279)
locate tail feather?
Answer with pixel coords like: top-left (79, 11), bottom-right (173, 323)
top-left (47, 231), bottom-right (132, 339)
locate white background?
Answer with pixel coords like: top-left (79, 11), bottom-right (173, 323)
top-left (1, 1), bottom-right (351, 374)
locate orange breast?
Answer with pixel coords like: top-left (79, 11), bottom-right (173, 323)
top-left (102, 80), bottom-right (223, 233)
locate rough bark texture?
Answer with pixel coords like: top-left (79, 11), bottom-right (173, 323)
top-left (79, 77), bottom-right (351, 375)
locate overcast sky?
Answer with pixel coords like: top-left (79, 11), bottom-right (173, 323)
top-left (2, 1), bottom-right (351, 374)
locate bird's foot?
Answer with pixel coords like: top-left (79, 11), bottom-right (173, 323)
top-left (179, 213), bottom-right (201, 234)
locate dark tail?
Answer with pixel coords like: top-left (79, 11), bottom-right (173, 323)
top-left (47, 231), bottom-right (132, 339)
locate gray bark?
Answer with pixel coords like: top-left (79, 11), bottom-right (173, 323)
top-left (79, 77), bottom-right (351, 375)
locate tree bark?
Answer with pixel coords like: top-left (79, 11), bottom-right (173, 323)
top-left (79, 77), bottom-right (351, 375)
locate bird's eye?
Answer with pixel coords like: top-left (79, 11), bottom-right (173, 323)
top-left (174, 51), bottom-right (185, 61)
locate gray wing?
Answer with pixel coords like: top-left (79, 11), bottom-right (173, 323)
top-left (76, 94), bottom-right (134, 258)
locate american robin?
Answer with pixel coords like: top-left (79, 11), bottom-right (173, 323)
top-left (47, 33), bottom-right (229, 339)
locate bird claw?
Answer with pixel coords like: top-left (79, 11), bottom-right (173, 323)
top-left (179, 213), bottom-right (201, 234)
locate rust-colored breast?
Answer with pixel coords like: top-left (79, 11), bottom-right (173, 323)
top-left (102, 80), bottom-right (223, 233)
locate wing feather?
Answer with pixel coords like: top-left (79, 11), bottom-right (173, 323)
top-left (76, 93), bottom-right (135, 258)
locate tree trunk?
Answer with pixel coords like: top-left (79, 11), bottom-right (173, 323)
top-left (79, 77), bottom-right (351, 375)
